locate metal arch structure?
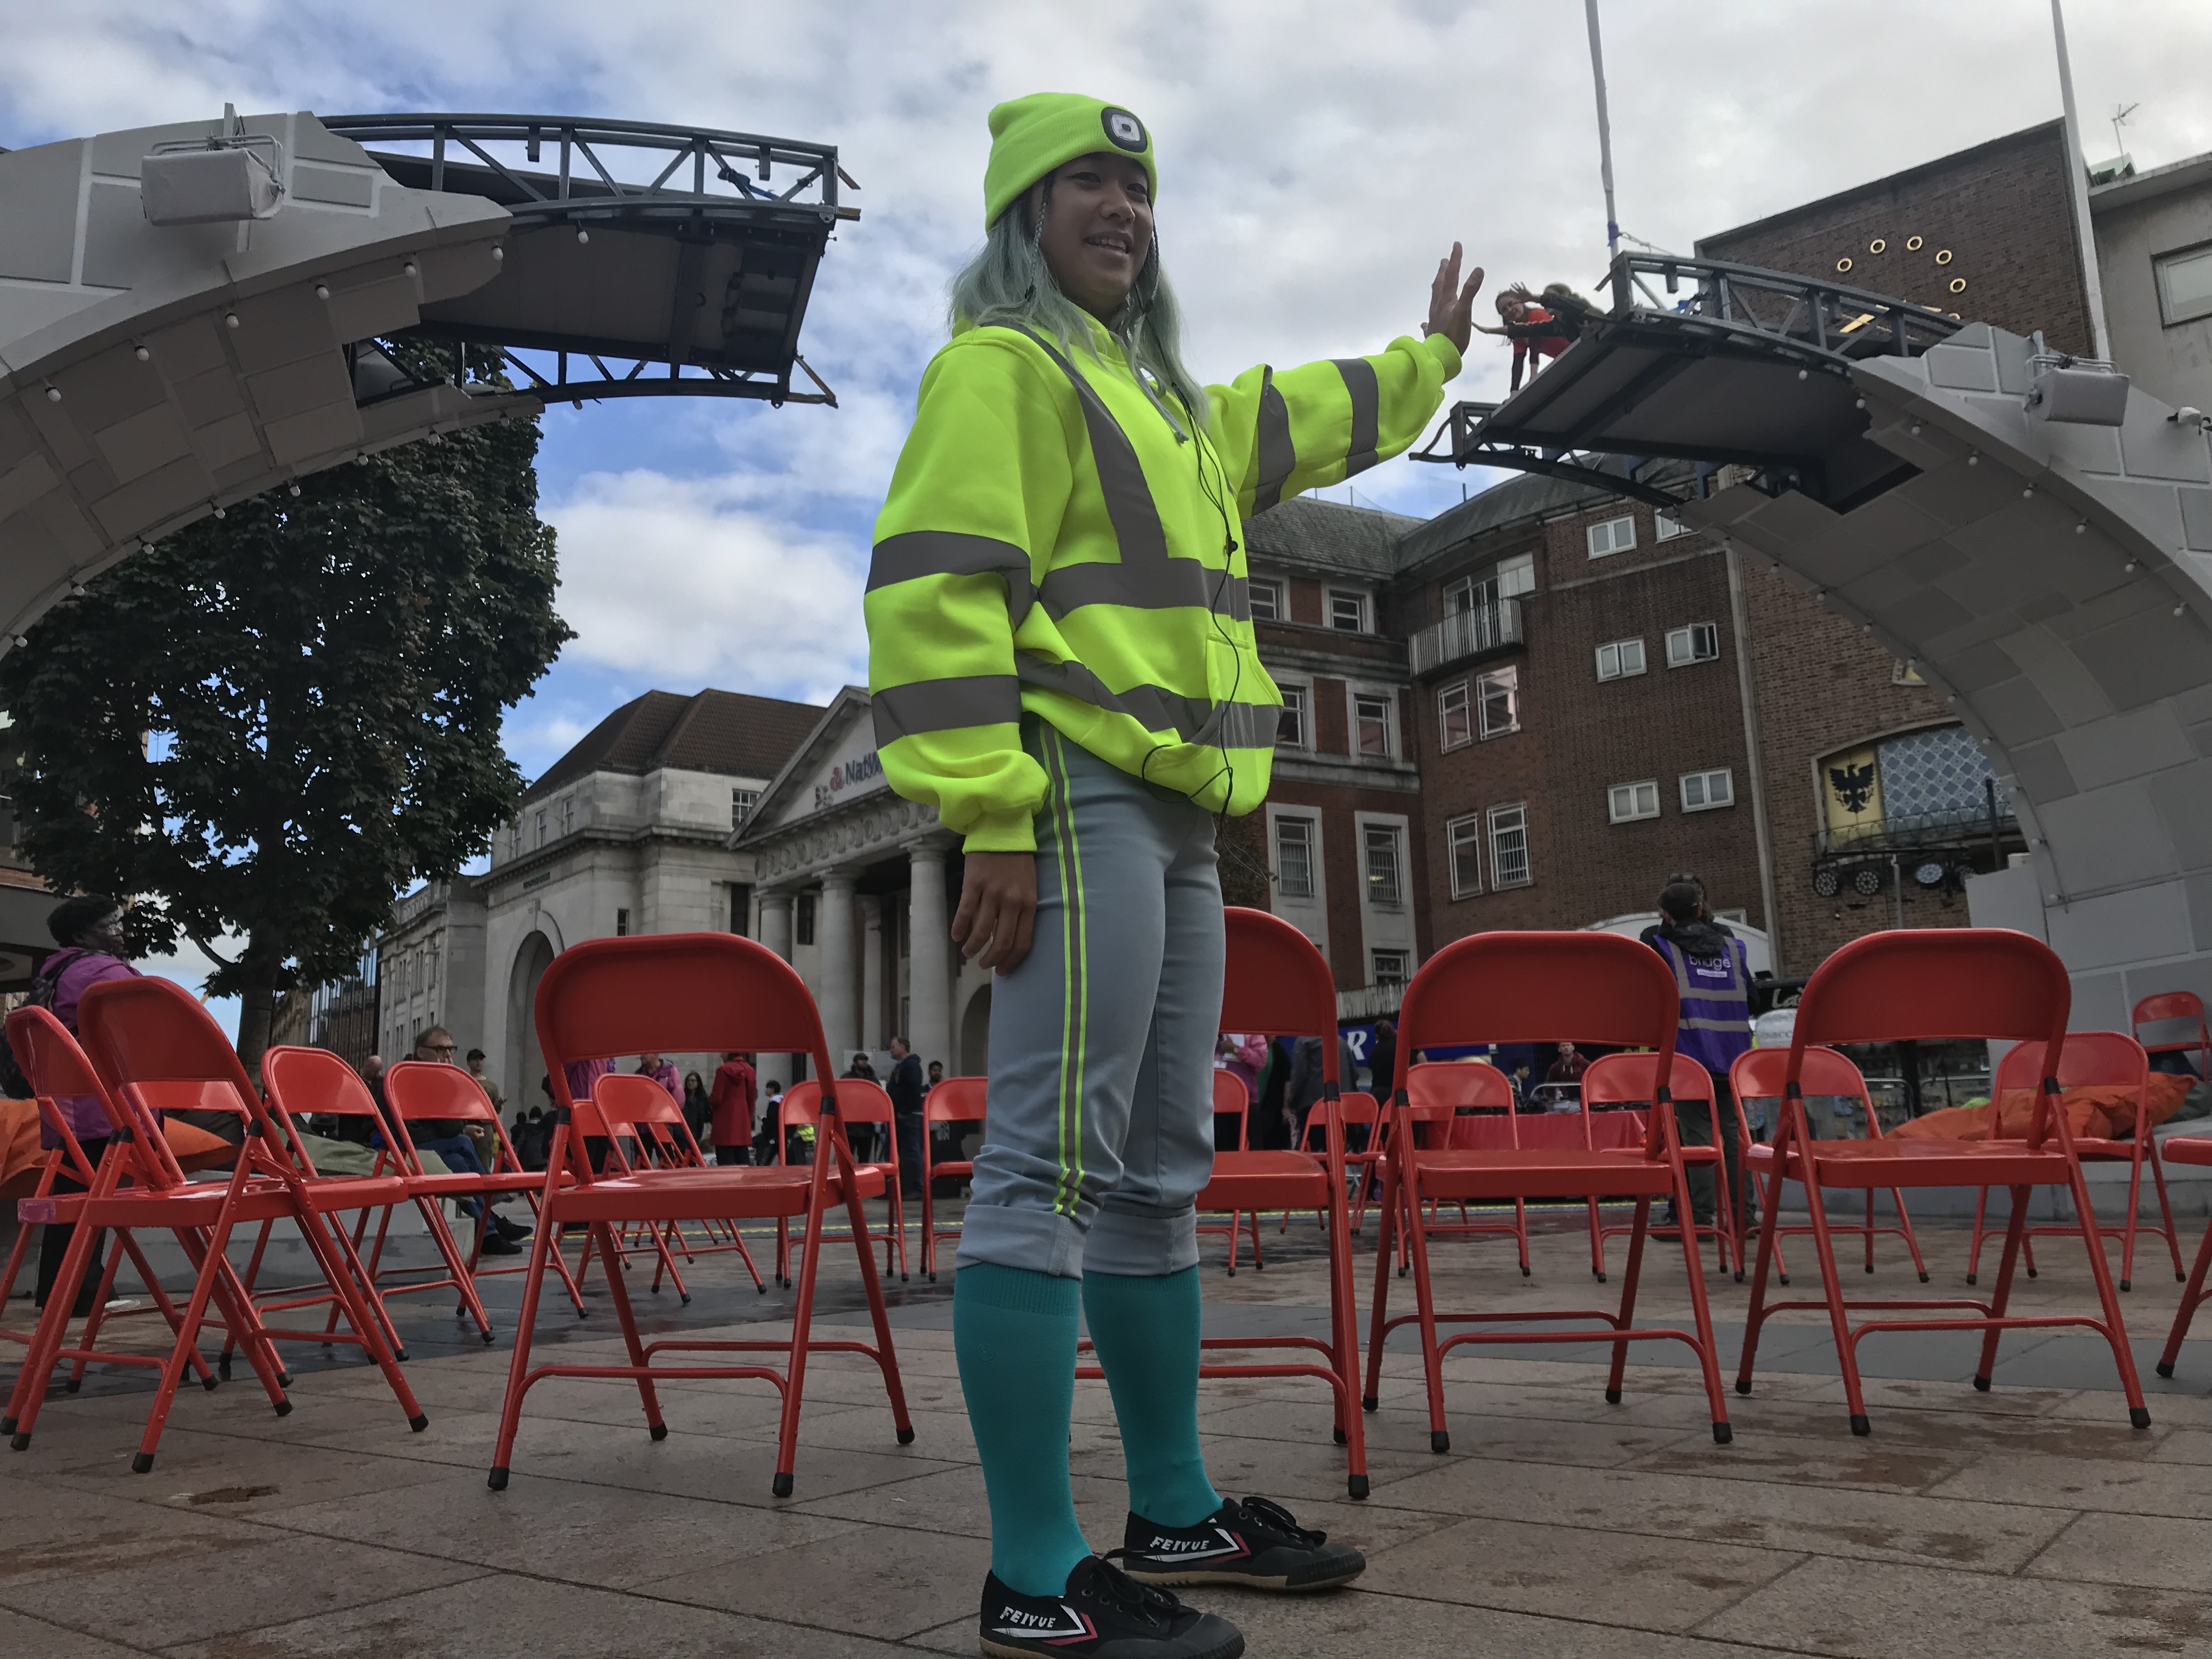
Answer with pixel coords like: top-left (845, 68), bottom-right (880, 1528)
top-left (0, 106), bottom-right (851, 656)
top-left (1423, 251), bottom-right (2212, 1019)
top-left (320, 114), bottom-right (855, 408)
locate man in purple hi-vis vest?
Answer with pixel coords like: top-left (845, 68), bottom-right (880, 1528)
top-left (1640, 878), bottom-right (1753, 1226)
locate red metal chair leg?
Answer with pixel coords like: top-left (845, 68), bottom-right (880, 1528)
top-left (1973, 1184), bottom-right (2033, 1395)
top-left (489, 1204), bottom-right (560, 1488)
top-left (2158, 1210), bottom-right (2212, 1376)
top-left (1362, 1162), bottom-right (1399, 1413)
top-left (1604, 1198), bottom-right (1649, 1406)
top-left (2061, 1161), bottom-right (2151, 1426)
top-left (1797, 1153), bottom-right (1871, 1434)
top-left (2147, 1141), bottom-right (2187, 1282)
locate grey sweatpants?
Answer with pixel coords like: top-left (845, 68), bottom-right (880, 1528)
top-left (956, 723), bottom-right (1224, 1281)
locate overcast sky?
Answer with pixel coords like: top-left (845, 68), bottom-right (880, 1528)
top-left (5, 2), bottom-right (2210, 1019)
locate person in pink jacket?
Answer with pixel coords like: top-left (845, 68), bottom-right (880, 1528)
top-left (31, 895), bottom-right (141, 1312)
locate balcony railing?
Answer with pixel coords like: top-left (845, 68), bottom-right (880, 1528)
top-left (1408, 601), bottom-right (1522, 676)
top-left (1813, 803), bottom-right (2019, 860)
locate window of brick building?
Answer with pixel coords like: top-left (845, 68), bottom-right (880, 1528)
top-left (1595, 638), bottom-right (1646, 681)
top-left (1666, 622), bottom-right (1720, 667)
top-left (1372, 949), bottom-right (1410, 986)
top-left (1444, 552), bottom-right (1534, 613)
top-left (1655, 509), bottom-right (1691, 541)
top-left (1276, 684), bottom-right (1308, 748)
top-left (1488, 803), bottom-right (1531, 887)
top-left (1447, 812), bottom-right (1483, 897)
top-left (560, 795), bottom-right (575, 836)
top-left (1585, 515), bottom-right (1637, 558)
top-left (1248, 578), bottom-right (1283, 621)
top-left (2156, 243), bottom-right (2212, 326)
top-left (534, 809), bottom-right (548, 847)
top-left (731, 787), bottom-right (760, 827)
top-left (1476, 665), bottom-right (1519, 738)
top-left (1364, 826), bottom-right (1403, 906)
top-left (1607, 780), bottom-right (1661, 823)
top-left (1327, 589), bottom-right (1368, 631)
top-left (1437, 680), bottom-right (1472, 751)
top-left (1680, 768), bottom-right (1734, 811)
top-left (1274, 816), bottom-right (1316, 898)
top-left (1353, 692), bottom-right (1393, 757)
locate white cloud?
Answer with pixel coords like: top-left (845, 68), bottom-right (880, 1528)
top-left (544, 469), bottom-right (867, 703)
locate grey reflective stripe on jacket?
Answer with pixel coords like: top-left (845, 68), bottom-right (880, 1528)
top-left (1330, 357), bottom-right (1381, 476)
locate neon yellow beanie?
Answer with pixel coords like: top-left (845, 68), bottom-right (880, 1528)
top-left (983, 93), bottom-right (1156, 229)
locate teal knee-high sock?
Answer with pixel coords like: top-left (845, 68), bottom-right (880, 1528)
top-left (1082, 1266), bottom-right (1223, 1527)
top-left (953, 1264), bottom-right (1092, 1595)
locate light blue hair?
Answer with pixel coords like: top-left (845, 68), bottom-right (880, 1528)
top-left (947, 186), bottom-right (1210, 435)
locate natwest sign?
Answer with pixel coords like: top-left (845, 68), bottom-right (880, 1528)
top-left (814, 749), bottom-right (882, 811)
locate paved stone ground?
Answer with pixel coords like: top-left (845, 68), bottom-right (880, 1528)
top-left (5, 1200), bottom-right (2212, 1657)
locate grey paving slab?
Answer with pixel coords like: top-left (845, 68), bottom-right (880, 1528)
top-left (153, 1571), bottom-right (916, 1659)
top-left (1924, 1443), bottom-right (2212, 1518)
top-left (0, 1523), bottom-right (486, 1650)
top-left (3, 1421), bottom-right (461, 1519)
top-left (632, 1517), bottom-right (992, 1641)
top-left (1364, 1455), bottom-right (2075, 1572)
top-left (267, 1467), bottom-right (871, 1589)
top-left (2022, 1508), bottom-right (2212, 1592)
top-left (1700, 1553), bottom-right (2212, 1657)
top-left (0, 1607), bottom-right (155, 1659)
top-left (1357, 1513), bottom-right (1801, 1631)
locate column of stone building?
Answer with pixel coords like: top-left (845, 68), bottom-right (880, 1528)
top-left (905, 837), bottom-right (955, 1078)
top-left (860, 894), bottom-right (886, 1054)
top-left (757, 888), bottom-right (803, 1093)
top-left (817, 870), bottom-right (859, 1072)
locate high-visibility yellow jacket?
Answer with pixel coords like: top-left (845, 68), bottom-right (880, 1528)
top-left (866, 314), bottom-right (1460, 852)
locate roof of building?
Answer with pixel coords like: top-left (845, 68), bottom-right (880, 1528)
top-left (1244, 495), bottom-right (1423, 578)
top-left (524, 688), bottom-right (825, 802)
top-left (2090, 145), bottom-right (2212, 212)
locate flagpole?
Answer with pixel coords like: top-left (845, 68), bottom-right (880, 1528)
top-left (2050, 0), bottom-right (2112, 358)
top-left (1584, 0), bottom-right (1620, 262)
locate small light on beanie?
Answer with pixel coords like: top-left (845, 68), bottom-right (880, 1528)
top-left (1101, 107), bottom-right (1148, 153)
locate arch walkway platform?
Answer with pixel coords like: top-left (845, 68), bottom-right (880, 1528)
top-left (1420, 255), bottom-right (2212, 1021)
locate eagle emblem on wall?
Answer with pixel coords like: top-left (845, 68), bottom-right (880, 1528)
top-left (1827, 761), bottom-right (1877, 815)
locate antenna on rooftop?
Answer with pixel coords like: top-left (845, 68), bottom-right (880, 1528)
top-left (2111, 101), bottom-right (2139, 160)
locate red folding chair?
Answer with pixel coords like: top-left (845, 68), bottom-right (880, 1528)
top-left (12, 982), bottom-right (428, 1470)
top-left (1, 1008), bottom-right (236, 1429)
top-left (1364, 933), bottom-right (1733, 1451)
top-left (379, 1057), bottom-right (590, 1319)
top-left (1963, 1032), bottom-right (2185, 1293)
top-left (1081, 907), bottom-right (1371, 1497)
top-left (921, 1076), bottom-right (987, 1280)
top-left (1736, 929), bottom-right (2149, 1434)
top-left (776, 1077), bottom-right (907, 1286)
top-left (1286, 1090), bottom-right (1381, 1237)
top-left (257, 1046), bottom-right (509, 1347)
top-left (490, 932), bottom-right (911, 1497)
top-left (1583, 1053), bottom-right (1736, 1282)
top-left (1404, 1061), bottom-right (1531, 1277)
top-left (1729, 1046), bottom-right (1929, 1286)
top-left (2134, 992), bottom-right (2211, 1082)
top-left (582, 1072), bottom-right (767, 1299)
top-left (1197, 1069), bottom-right (1266, 1273)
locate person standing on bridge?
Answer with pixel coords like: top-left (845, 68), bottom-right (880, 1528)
top-left (866, 91), bottom-right (1481, 1659)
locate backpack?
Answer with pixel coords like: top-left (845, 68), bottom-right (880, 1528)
top-left (0, 949), bottom-right (82, 1099)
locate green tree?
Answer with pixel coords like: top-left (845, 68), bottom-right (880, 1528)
top-left (0, 369), bottom-right (569, 1066)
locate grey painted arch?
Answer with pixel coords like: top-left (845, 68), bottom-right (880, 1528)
top-left (1679, 322), bottom-right (2212, 1027)
top-left (0, 109), bottom-right (536, 651)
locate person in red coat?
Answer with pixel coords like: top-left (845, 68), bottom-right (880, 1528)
top-left (709, 1052), bottom-right (758, 1166)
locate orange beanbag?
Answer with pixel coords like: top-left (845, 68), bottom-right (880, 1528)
top-left (1888, 1072), bottom-right (2193, 1144)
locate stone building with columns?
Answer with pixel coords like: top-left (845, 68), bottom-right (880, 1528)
top-left (476, 687), bottom-right (822, 1103)
top-left (732, 686), bottom-right (980, 1084)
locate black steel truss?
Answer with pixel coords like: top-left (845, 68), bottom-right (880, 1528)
top-left (323, 114), bottom-right (856, 406)
top-left (1415, 252), bottom-right (1968, 504)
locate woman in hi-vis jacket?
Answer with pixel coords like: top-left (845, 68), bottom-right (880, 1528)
top-left (866, 93), bottom-right (1482, 1659)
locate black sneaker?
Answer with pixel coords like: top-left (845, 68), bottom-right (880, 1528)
top-left (477, 1232), bottom-right (523, 1257)
top-left (979, 1556), bottom-right (1242, 1659)
top-left (1120, 1497), bottom-right (1365, 1592)
top-left (492, 1214), bottom-right (534, 1243)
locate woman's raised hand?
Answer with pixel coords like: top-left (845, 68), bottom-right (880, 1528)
top-left (1424, 242), bottom-right (1485, 354)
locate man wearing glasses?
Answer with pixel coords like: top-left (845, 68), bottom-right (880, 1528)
top-left (409, 1025), bottom-right (529, 1255)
